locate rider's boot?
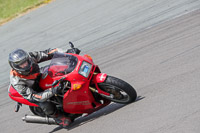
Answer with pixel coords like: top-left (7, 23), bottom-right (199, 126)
top-left (54, 114), bottom-right (72, 127)
top-left (50, 111), bottom-right (72, 127)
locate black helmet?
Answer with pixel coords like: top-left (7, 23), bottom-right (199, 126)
top-left (9, 49), bottom-right (33, 75)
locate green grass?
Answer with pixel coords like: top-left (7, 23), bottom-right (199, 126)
top-left (0, 0), bottom-right (51, 25)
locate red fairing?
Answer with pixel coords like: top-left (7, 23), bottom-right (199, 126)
top-left (62, 82), bottom-right (110, 114)
top-left (8, 85), bottom-right (38, 107)
top-left (92, 73), bottom-right (107, 83)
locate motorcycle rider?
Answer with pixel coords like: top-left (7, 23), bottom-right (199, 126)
top-left (8, 47), bottom-right (80, 127)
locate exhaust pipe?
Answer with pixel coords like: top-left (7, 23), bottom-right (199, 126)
top-left (22, 115), bottom-right (58, 125)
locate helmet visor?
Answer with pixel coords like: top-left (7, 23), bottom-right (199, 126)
top-left (13, 58), bottom-right (32, 72)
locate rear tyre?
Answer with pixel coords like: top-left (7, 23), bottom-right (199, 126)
top-left (29, 106), bottom-right (46, 117)
top-left (98, 76), bottom-right (137, 104)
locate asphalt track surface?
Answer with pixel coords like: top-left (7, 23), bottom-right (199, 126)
top-left (0, 0), bottom-right (200, 133)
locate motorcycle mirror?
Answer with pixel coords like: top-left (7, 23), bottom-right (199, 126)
top-left (69, 42), bottom-right (74, 48)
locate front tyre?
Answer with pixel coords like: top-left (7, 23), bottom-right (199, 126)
top-left (98, 76), bottom-right (137, 104)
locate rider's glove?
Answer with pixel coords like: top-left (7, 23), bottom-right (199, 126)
top-left (52, 86), bottom-right (62, 95)
top-left (67, 48), bottom-right (81, 55)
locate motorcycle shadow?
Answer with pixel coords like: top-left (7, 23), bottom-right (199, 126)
top-left (50, 96), bottom-right (144, 132)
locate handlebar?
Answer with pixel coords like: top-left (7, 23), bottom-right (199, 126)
top-left (52, 77), bottom-right (66, 87)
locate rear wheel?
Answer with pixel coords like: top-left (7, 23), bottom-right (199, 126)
top-left (29, 106), bottom-right (46, 117)
top-left (98, 76), bottom-right (137, 104)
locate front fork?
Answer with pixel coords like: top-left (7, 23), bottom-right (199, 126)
top-left (90, 73), bottom-right (114, 99)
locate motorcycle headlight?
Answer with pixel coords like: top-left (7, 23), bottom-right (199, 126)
top-left (78, 61), bottom-right (92, 78)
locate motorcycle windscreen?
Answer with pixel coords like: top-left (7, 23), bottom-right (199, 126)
top-left (44, 52), bottom-right (78, 77)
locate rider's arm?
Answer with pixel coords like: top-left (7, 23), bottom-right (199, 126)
top-left (29, 48), bottom-right (59, 63)
top-left (29, 47), bottom-right (81, 63)
top-left (10, 75), bottom-right (54, 103)
top-left (15, 85), bottom-right (53, 103)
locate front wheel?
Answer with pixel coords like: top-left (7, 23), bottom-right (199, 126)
top-left (98, 76), bottom-right (137, 104)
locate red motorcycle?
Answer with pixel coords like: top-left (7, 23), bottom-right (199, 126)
top-left (8, 42), bottom-right (137, 125)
